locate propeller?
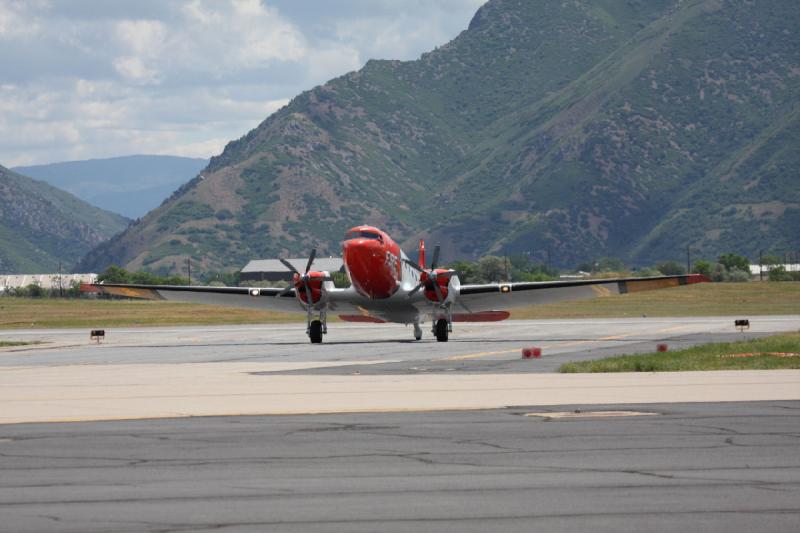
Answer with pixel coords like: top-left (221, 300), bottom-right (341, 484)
top-left (278, 248), bottom-right (333, 304)
top-left (404, 244), bottom-right (454, 305)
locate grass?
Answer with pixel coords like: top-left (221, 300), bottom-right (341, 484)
top-left (0, 282), bottom-right (797, 330)
top-left (0, 341), bottom-right (37, 347)
top-left (0, 298), bottom-right (305, 329)
top-left (511, 282), bottom-right (800, 319)
top-left (559, 331), bottom-right (800, 373)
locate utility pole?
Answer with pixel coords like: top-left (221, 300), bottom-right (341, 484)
top-left (759, 250), bottom-right (763, 281)
top-left (686, 246), bottom-right (691, 274)
top-left (58, 261), bottom-right (63, 297)
top-left (187, 257), bottom-right (191, 285)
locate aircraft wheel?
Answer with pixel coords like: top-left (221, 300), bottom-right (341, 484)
top-left (309, 320), bottom-right (323, 343)
top-left (435, 319), bottom-right (449, 342)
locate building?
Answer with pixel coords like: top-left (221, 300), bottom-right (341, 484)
top-left (749, 264), bottom-right (800, 279)
top-left (240, 258), bottom-right (345, 282)
top-left (0, 273), bottom-right (97, 293)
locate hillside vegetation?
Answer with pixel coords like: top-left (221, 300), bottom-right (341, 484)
top-left (78, 0), bottom-right (800, 275)
top-left (0, 165), bottom-right (129, 273)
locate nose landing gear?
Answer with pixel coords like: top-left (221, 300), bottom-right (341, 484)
top-left (434, 318), bottom-right (449, 342)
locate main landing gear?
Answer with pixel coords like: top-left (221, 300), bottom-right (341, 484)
top-left (413, 321), bottom-right (423, 341)
top-left (307, 309), bottom-right (327, 344)
top-left (434, 318), bottom-right (449, 342)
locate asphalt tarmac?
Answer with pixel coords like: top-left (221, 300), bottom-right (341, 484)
top-left (1, 402), bottom-right (799, 532)
top-left (1, 316), bottom-right (799, 531)
top-left (3, 316), bottom-right (799, 373)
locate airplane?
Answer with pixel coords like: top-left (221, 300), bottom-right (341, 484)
top-left (82, 225), bottom-right (709, 343)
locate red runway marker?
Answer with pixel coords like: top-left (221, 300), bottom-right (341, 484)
top-left (522, 347), bottom-right (542, 359)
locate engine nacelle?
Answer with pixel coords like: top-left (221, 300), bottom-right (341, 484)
top-left (423, 268), bottom-right (455, 304)
top-left (294, 271), bottom-right (328, 305)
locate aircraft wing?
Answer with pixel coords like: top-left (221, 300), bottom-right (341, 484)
top-left (456, 274), bottom-right (708, 312)
top-left (81, 283), bottom-right (304, 313)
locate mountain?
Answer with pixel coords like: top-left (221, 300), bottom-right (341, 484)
top-left (78, 0), bottom-right (800, 275)
top-left (13, 155), bottom-right (208, 219)
top-left (0, 165), bottom-right (129, 273)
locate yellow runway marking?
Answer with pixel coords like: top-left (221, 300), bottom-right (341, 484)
top-left (447, 349), bottom-right (521, 361)
top-left (444, 325), bottom-right (692, 361)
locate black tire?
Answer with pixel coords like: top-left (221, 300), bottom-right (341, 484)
top-left (309, 320), bottom-right (323, 343)
top-left (435, 319), bottom-right (449, 342)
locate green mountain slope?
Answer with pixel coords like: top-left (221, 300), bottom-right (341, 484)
top-left (78, 0), bottom-right (800, 274)
top-left (0, 165), bottom-right (130, 273)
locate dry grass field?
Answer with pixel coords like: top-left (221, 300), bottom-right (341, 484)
top-left (0, 282), bottom-right (797, 330)
top-left (511, 281), bottom-right (800, 319)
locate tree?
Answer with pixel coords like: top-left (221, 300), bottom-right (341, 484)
top-left (718, 253), bottom-right (750, 273)
top-left (97, 265), bottom-right (189, 286)
top-left (97, 265), bottom-right (131, 283)
top-left (478, 256), bottom-right (508, 282)
top-left (655, 261), bottom-right (686, 276)
top-left (449, 260), bottom-right (481, 284)
top-left (761, 254), bottom-right (782, 266)
top-left (595, 257), bottom-right (626, 272)
top-left (691, 260), bottom-right (713, 277)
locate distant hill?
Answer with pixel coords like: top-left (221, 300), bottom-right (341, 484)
top-left (78, 0), bottom-right (800, 275)
top-left (13, 155), bottom-right (208, 219)
top-left (0, 165), bottom-right (129, 273)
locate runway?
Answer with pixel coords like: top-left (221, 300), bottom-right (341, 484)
top-left (2, 316), bottom-right (800, 424)
top-left (1, 316), bottom-right (799, 531)
top-left (1, 402), bottom-right (799, 532)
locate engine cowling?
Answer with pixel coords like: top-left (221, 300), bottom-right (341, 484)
top-left (294, 271), bottom-right (328, 305)
top-left (422, 269), bottom-right (454, 303)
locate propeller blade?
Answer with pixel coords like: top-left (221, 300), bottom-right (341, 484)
top-left (403, 258), bottom-right (424, 273)
top-left (430, 245), bottom-right (440, 270)
top-left (279, 258), bottom-right (299, 274)
top-left (407, 282), bottom-right (424, 297)
top-left (432, 279), bottom-right (445, 304)
top-left (278, 285), bottom-right (294, 297)
top-left (304, 283), bottom-right (313, 306)
top-left (304, 248), bottom-right (317, 274)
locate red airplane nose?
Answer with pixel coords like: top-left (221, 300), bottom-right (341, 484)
top-left (343, 238), bottom-right (398, 299)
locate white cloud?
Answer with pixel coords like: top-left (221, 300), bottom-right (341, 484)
top-left (0, 0), bottom-right (44, 40)
top-left (113, 56), bottom-right (161, 84)
top-left (0, 0), bottom-right (485, 166)
top-left (115, 19), bottom-right (167, 55)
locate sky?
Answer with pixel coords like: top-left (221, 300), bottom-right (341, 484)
top-left (0, 0), bottom-right (484, 166)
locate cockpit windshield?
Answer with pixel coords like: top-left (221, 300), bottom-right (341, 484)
top-left (345, 230), bottom-right (382, 241)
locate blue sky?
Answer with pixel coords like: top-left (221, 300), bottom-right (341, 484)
top-left (0, 0), bottom-right (484, 166)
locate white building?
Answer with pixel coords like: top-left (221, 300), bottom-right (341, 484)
top-left (0, 273), bottom-right (97, 293)
top-left (749, 264), bottom-right (800, 276)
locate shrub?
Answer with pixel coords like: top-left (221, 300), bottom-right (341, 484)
top-left (718, 253), bottom-right (750, 273)
top-left (728, 268), bottom-right (752, 282)
top-left (692, 260), bottom-right (713, 277)
top-left (769, 266), bottom-right (793, 281)
top-left (655, 261), bottom-right (686, 276)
